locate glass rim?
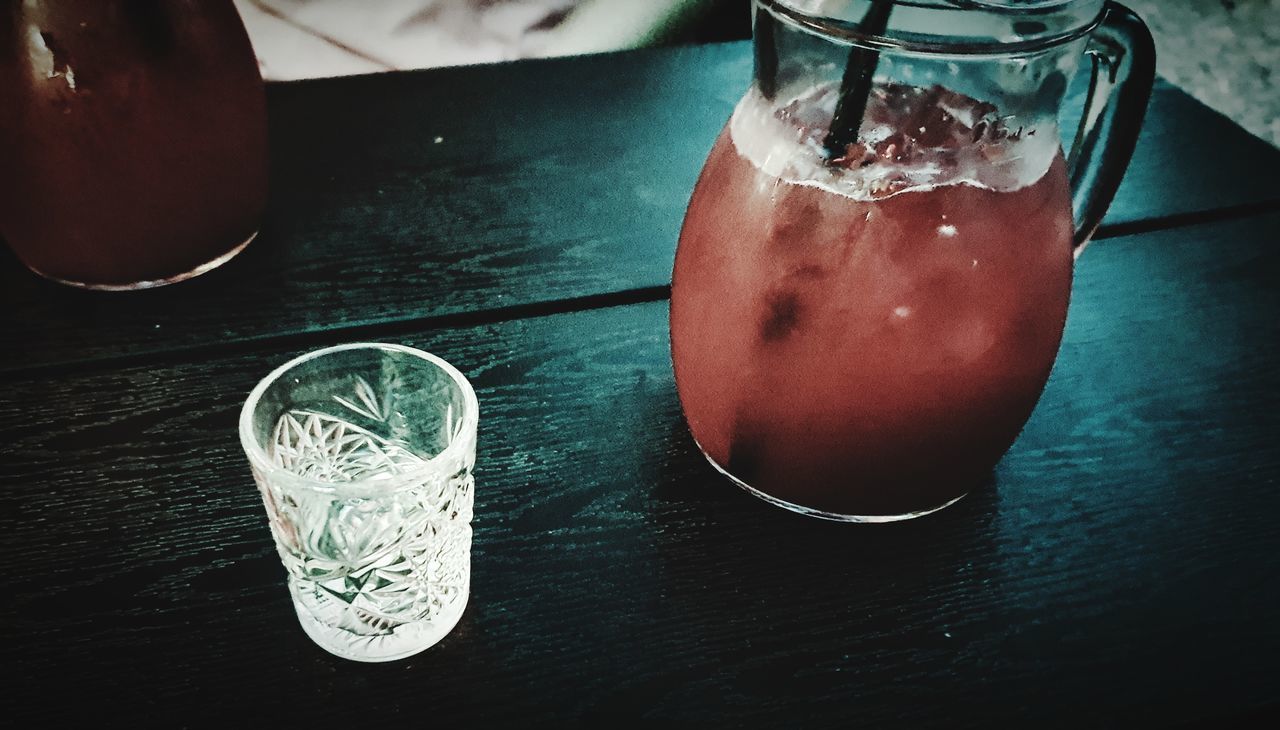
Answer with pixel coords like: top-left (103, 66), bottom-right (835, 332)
top-left (238, 342), bottom-right (479, 496)
top-left (758, 0), bottom-right (1106, 56)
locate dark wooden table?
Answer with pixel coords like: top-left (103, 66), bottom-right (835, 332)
top-left (3, 42), bottom-right (1279, 726)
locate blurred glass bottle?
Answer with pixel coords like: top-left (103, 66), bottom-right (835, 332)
top-left (0, 0), bottom-right (267, 290)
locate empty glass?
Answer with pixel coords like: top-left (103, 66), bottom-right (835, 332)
top-left (239, 343), bottom-right (478, 662)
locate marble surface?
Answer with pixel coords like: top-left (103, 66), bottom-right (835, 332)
top-left (233, 0), bottom-right (583, 79)
top-left (233, 0), bottom-right (693, 80)
top-left (1126, 0), bottom-right (1279, 147)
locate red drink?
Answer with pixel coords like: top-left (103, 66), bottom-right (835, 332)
top-left (0, 1), bottom-right (267, 289)
top-left (670, 84), bottom-right (1074, 519)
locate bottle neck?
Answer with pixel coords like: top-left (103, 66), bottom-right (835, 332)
top-left (756, 0), bottom-right (1104, 56)
top-left (752, 0), bottom-right (1089, 136)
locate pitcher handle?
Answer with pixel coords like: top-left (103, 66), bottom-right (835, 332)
top-left (1067, 1), bottom-right (1156, 255)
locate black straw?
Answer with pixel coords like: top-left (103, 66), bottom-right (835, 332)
top-left (823, 1), bottom-right (894, 161)
top-left (754, 3), bottom-right (779, 100)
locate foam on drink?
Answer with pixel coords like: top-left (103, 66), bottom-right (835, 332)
top-left (729, 83), bottom-right (1061, 200)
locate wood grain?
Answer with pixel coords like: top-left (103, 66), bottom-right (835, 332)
top-left (3, 212), bottom-right (1277, 725)
top-left (3, 43), bottom-right (1279, 376)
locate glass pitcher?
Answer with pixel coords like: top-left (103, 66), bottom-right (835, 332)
top-left (0, 0), bottom-right (267, 290)
top-left (670, 0), bottom-right (1154, 521)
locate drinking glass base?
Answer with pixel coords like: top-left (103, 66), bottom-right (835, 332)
top-left (25, 230), bottom-right (257, 291)
top-left (697, 445), bottom-right (967, 523)
top-left (292, 587), bottom-right (470, 663)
